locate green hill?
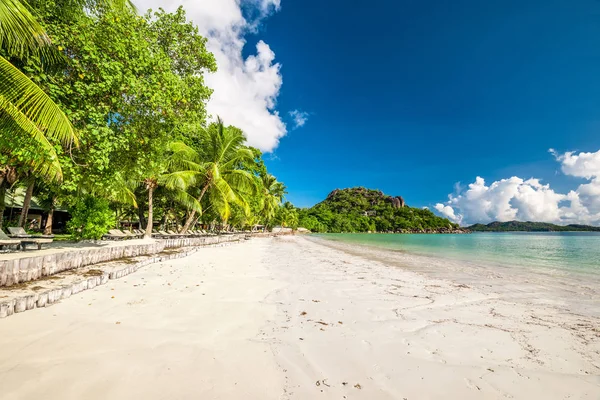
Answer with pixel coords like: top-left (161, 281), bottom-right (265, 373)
top-left (298, 187), bottom-right (464, 233)
top-left (468, 221), bottom-right (600, 232)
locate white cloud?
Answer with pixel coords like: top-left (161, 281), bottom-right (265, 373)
top-left (136, 0), bottom-right (286, 152)
top-left (289, 110), bottom-right (309, 129)
top-left (554, 149), bottom-right (600, 179)
top-left (434, 149), bottom-right (600, 226)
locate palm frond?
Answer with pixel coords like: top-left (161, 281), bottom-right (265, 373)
top-left (158, 170), bottom-right (199, 191)
top-left (0, 0), bottom-right (53, 59)
top-left (225, 169), bottom-right (257, 196)
top-left (105, 173), bottom-right (138, 207)
top-left (208, 184), bottom-right (230, 221)
top-left (0, 55), bottom-right (77, 147)
top-left (171, 189), bottom-right (202, 213)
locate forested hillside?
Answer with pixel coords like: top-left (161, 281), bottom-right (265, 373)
top-left (468, 221), bottom-right (600, 232)
top-left (298, 188), bottom-right (464, 233)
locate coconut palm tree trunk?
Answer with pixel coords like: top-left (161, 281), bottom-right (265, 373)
top-left (18, 180), bottom-right (34, 228)
top-left (0, 187), bottom-right (5, 230)
top-left (44, 206), bottom-right (54, 235)
top-left (144, 180), bottom-right (157, 238)
top-left (180, 182), bottom-right (210, 233)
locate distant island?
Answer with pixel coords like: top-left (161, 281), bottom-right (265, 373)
top-left (298, 187), bottom-right (466, 233)
top-left (468, 221), bottom-right (600, 232)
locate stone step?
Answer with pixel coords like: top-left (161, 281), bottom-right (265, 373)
top-left (0, 240), bottom-right (241, 319)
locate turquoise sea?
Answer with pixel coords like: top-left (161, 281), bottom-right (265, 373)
top-left (315, 232), bottom-right (600, 275)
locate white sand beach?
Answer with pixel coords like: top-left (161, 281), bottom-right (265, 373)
top-left (0, 236), bottom-right (598, 399)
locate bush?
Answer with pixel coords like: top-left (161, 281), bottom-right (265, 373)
top-left (67, 196), bottom-right (115, 240)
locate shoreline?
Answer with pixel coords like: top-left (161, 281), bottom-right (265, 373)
top-left (0, 236), bottom-right (598, 399)
top-left (308, 235), bottom-right (600, 319)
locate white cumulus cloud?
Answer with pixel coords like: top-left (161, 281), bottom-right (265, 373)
top-left (434, 149), bottom-right (600, 226)
top-left (289, 110), bottom-right (309, 129)
top-left (136, 0), bottom-right (287, 152)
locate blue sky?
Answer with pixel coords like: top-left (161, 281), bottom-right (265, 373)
top-left (150, 0), bottom-right (600, 225)
top-left (236, 0), bottom-right (600, 223)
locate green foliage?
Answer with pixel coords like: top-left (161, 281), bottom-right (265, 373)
top-left (0, 2), bottom-right (290, 237)
top-left (468, 221), bottom-right (600, 232)
top-left (67, 195), bottom-right (114, 239)
top-left (276, 201), bottom-right (299, 229)
top-left (298, 187), bottom-right (458, 233)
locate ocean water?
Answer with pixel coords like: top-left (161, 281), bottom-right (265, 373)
top-left (315, 232), bottom-right (600, 275)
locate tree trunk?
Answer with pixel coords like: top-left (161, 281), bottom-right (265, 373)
top-left (44, 207), bottom-right (54, 235)
top-left (145, 185), bottom-right (154, 238)
top-left (0, 185), bottom-right (5, 230)
top-left (138, 206), bottom-right (147, 231)
top-left (180, 182), bottom-right (210, 233)
top-left (160, 212), bottom-right (168, 231)
top-left (18, 181), bottom-right (34, 228)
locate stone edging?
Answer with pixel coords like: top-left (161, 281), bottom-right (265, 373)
top-left (0, 235), bottom-right (245, 288)
top-left (0, 240), bottom-right (239, 319)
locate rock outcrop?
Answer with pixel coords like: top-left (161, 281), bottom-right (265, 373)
top-left (391, 196), bottom-right (405, 208)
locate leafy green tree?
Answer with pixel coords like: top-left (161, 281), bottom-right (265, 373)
top-left (67, 195), bottom-right (115, 240)
top-left (1, 0), bottom-right (136, 182)
top-left (20, 7), bottom-right (215, 234)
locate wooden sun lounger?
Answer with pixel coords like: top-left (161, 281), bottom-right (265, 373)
top-left (133, 229), bottom-right (147, 237)
top-left (167, 230), bottom-right (187, 238)
top-left (0, 239), bottom-right (22, 250)
top-left (7, 226), bottom-right (54, 239)
top-left (121, 229), bottom-right (143, 239)
top-left (2, 229), bottom-right (51, 250)
top-left (4, 228), bottom-right (53, 249)
top-left (0, 230), bottom-right (22, 250)
top-left (103, 229), bottom-right (129, 240)
top-left (151, 230), bottom-right (165, 238)
top-left (154, 230), bottom-right (175, 238)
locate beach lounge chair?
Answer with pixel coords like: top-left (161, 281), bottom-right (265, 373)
top-left (154, 230), bottom-right (173, 238)
top-left (7, 226), bottom-right (54, 239)
top-left (133, 229), bottom-right (147, 238)
top-left (2, 229), bottom-right (52, 250)
top-left (151, 229), bottom-right (165, 238)
top-left (103, 229), bottom-right (129, 240)
top-left (0, 230), bottom-right (22, 250)
top-left (167, 230), bottom-right (187, 238)
top-left (121, 229), bottom-right (142, 239)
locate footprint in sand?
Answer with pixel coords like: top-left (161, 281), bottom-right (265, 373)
top-left (464, 378), bottom-right (481, 391)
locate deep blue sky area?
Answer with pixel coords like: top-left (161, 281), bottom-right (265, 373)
top-left (247, 0), bottom-right (600, 208)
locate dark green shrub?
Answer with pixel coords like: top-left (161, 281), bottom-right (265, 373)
top-left (67, 196), bottom-right (115, 240)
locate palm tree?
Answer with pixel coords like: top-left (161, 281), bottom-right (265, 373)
top-left (277, 202), bottom-right (298, 229)
top-left (141, 142), bottom-right (202, 237)
top-left (259, 174), bottom-right (286, 228)
top-left (180, 118), bottom-right (256, 233)
top-left (0, 0), bottom-right (134, 181)
top-left (1, 0), bottom-right (76, 181)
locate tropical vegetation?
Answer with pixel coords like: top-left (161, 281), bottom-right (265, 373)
top-left (0, 1), bottom-right (292, 239)
top-left (298, 187), bottom-right (459, 233)
top-left (468, 221), bottom-right (600, 232)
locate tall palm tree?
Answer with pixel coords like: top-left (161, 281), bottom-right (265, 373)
top-left (142, 141), bottom-right (202, 237)
top-left (277, 202), bottom-right (298, 229)
top-left (0, 0), bottom-right (134, 181)
top-left (180, 118), bottom-right (256, 233)
top-left (259, 174), bottom-right (286, 227)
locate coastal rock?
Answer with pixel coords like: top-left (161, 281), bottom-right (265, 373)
top-left (391, 196), bottom-right (405, 208)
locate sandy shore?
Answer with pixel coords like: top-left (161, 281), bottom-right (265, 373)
top-left (0, 236), bottom-right (598, 399)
